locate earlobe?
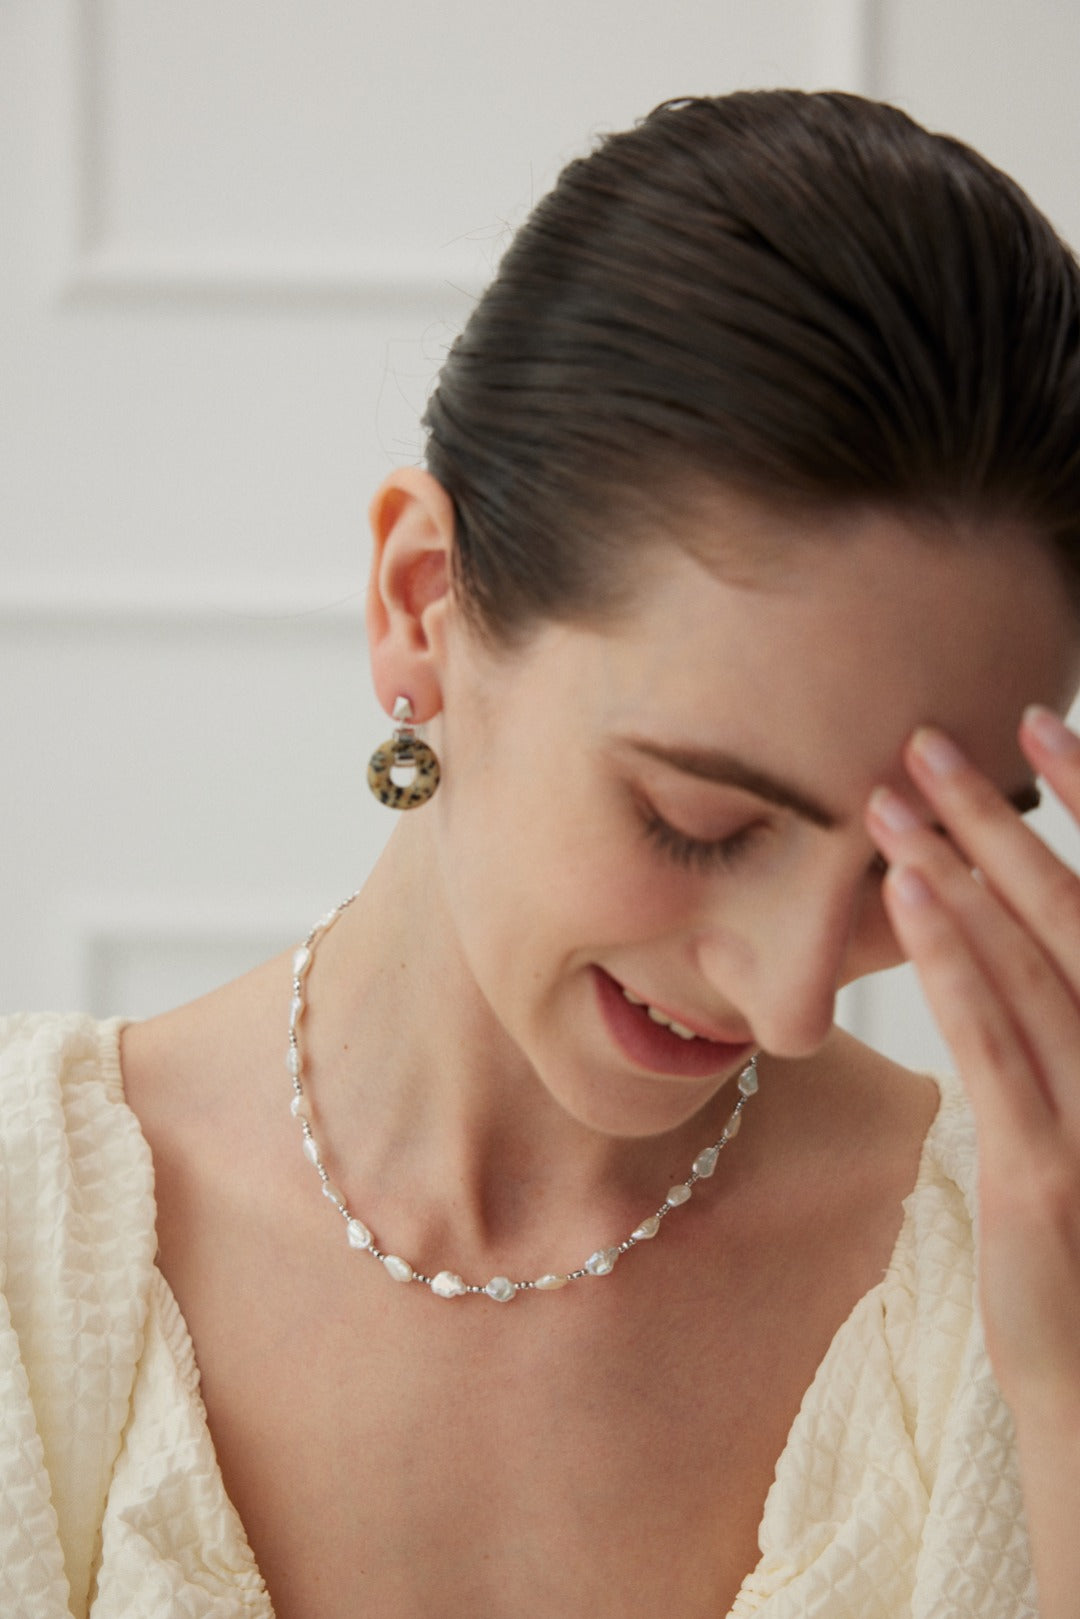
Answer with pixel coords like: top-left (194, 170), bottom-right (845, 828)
top-left (366, 467), bottom-right (457, 719)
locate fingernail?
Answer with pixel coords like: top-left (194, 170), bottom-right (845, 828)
top-left (868, 786), bottom-right (921, 833)
top-left (911, 727), bottom-right (964, 778)
top-left (1022, 705), bottom-right (1079, 756)
top-left (888, 865), bottom-right (933, 907)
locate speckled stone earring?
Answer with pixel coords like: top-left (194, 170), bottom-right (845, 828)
top-left (366, 696), bottom-right (441, 810)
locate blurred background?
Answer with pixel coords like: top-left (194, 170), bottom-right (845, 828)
top-left (3, 0), bottom-right (1080, 1070)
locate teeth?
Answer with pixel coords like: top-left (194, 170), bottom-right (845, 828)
top-left (668, 1020), bottom-right (698, 1040)
top-left (647, 1005), bottom-right (697, 1039)
top-left (628, 996), bottom-right (699, 1039)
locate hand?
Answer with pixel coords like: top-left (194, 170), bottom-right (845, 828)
top-left (865, 708), bottom-right (1080, 1424)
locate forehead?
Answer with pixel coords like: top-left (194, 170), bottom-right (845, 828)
top-left (580, 500), bottom-right (1080, 800)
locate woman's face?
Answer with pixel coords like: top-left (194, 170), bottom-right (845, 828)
top-left (429, 493), bottom-right (1080, 1138)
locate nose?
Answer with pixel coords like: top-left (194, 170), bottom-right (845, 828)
top-left (695, 863), bottom-right (857, 1059)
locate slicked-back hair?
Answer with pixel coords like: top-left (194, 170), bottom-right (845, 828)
top-left (423, 91), bottom-right (1080, 641)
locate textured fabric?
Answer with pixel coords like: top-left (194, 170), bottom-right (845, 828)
top-left (0, 1012), bottom-right (1036, 1617)
top-left (728, 1073), bottom-right (1037, 1617)
top-left (0, 1014), bottom-right (271, 1619)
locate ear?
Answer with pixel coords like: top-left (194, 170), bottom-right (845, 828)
top-left (366, 467), bottom-right (457, 721)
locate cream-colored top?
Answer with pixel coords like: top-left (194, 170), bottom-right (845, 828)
top-left (0, 1012), bottom-right (1037, 1617)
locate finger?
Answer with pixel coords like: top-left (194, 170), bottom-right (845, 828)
top-left (902, 725), bottom-right (1080, 1003)
top-left (1020, 704), bottom-right (1080, 800)
top-left (882, 861), bottom-right (1055, 1154)
top-left (869, 789), bottom-right (1075, 1127)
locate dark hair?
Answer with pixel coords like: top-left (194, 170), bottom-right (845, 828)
top-left (422, 90), bottom-right (1080, 641)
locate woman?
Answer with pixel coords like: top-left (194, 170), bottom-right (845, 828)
top-left (3, 90), bottom-right (1080, 1618)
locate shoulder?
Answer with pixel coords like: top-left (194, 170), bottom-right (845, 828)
top-left (0, 1007), bottom-right (157, 1308)
top-left (890, 1067), bottom-right (979, 1299)
top-left (0, 1010), bottom-right (158, 1397)
top-left (742, 1047), bottom-right (1035, 1611)
top-left (0, 1015), bottom-right (162, 1612)
top-left (118, 946), bottom-right (294, 1155)
top-left (0, 1010), bottom-right (153, 1204)
top-left (805, 1028), bottom-right (972, 1208)
top-left (787, 1031), bottom-right (982, 1378)
top-left (0, 1007), bottom-right (122, 1090)
top-left (916, 1067), bottom-right (977, 1203)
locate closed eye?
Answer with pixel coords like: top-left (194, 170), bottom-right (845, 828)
top-left (641, 810), bottom-right (763, 873)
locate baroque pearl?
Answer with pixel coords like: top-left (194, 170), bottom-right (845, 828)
top-left (289, 895), bottom-right (759, 1304)
top-left (585, 1247), bottom-right (619, 1276)
top-left (431, 1271), bottom-right (467, 1298)
top-left (693, 1145), bottom-right (720, 1178)
top-left (383, 1254), bottom-right (414, 1284)
top-left (738, 1065), bottom-right (759, 1097)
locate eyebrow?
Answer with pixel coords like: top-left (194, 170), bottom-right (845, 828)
top-left (625, 739), bottom-right (1042, 824)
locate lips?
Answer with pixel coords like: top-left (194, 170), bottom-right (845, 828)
top-left (592, 967), bottom-right (755, 1079)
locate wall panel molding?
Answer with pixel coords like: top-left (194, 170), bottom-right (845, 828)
top-left (56, 0), bottom-right (883, 307)
top-left (60, 242), bottom-right (487, 309)
top-left (0, 577), bottom-right (366, 630)
top-left (810, 0), bottom-right (883, 94)
top-left (57, 0), bottom-right (485, 309)
top-left (56, 894), bottom-right (318, 1014)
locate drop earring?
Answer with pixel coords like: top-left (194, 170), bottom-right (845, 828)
top-left (367, 696), bottom-right (441, 810)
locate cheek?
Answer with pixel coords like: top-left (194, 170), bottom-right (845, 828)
top-left (453, 805), bottom-right (690, 979)
top-left (536, 840), bottom-right (691, 953)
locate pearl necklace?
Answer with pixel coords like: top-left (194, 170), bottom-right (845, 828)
top-left (288, 892), bottom-right (759, 1302)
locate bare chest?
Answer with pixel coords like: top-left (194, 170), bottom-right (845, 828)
top-left (159, 1201), bottom-right (878, 1619)
top-left (126, 1004), bottom-right (936, 1619)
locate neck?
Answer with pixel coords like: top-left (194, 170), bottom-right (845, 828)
top-left (294, 821), bottom-right (760, 1281)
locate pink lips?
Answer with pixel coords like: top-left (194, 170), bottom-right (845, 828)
top-left (592, 967), bottom-right (755, 1079)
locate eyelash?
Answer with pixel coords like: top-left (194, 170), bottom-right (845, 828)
top-left (642, 809), bottom-right (892, 880)
top-left (641, 810), bottom-right (762, 873)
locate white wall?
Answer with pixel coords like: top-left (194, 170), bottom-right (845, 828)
top-left (3, 0), bottom-right (1079, 1072)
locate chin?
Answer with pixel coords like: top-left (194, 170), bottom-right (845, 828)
top-left (548, 1067), bottom-right (731, 1142)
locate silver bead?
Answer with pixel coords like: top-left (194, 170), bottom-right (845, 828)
top-left (287, 891), bottom-right (758, 1310)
